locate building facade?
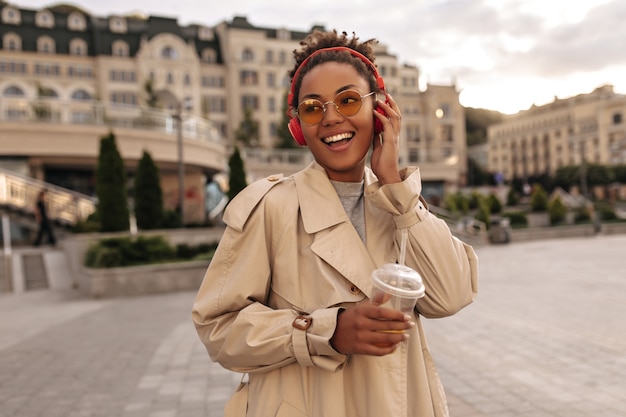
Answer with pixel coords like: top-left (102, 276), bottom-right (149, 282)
top-left (1, 1), bottom-right (467, 215)
top-left (487, 85), bottom-right (626, 183)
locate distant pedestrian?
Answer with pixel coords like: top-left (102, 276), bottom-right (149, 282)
top-left (33, 189), bottom-right (56, 246)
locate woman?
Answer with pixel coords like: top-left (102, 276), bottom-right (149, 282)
top-left (192, 30), bottom-right (478, 417)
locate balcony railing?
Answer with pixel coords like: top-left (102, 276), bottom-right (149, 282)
top-left (0, 168), bottom-right (95, 225)
top-left (0, 97), bottom-right (222, 143)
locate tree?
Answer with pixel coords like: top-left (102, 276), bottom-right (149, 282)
top-left (96, 132), bottom-right (130, 232)
top-left (275, 91), bottom-right (299, 149)
top-left (234, 107), bottom-right (259, 146)
top-left (548, 195), bottom-right (567, 225)
top-left (464, 107), bottom-right (504, 146)
top-left (134, 151), bottom-right (164, 230)
top-left (227, 146), bottom-right (247, 202)
top-left (143, 78), bottom-right (159, 108)
top-left (529, 184), bottom-right (548, 212)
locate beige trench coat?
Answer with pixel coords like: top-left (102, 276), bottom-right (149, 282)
top-left (192, 162), bottom-right (478, 417)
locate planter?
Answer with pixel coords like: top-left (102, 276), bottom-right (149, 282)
top-left (83, 260), bottom-right (210, 298)
top-left (527, 212), bottom-right (549, 228)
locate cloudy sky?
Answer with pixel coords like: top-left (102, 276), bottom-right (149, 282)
top-left (13, 0), bottom-right (626, 114)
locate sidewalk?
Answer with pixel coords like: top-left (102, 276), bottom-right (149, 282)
top-left (1, 234), bottom-right (625, 417)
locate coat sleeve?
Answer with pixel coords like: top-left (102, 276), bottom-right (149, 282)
top-left (192, 179), bottom-right (347, 374)
top-left (365, 167), bottom-right (478, 318)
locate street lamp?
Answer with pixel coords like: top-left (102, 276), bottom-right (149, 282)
top-left (175, 97), bottom-right (192, 226)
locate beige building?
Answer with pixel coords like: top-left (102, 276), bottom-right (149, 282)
top-left (1, 2), bottom-right (467, 213)
top-left (487, 85), bottom-right (626, 183)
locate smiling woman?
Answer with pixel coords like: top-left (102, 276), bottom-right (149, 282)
top-left (192, 29), bottom-right (478, 417)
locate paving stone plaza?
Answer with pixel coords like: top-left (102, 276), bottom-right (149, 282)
top-left (1, 234), bottom-right (625, 417)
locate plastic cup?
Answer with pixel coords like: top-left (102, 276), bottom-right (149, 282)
top-left (371, 263), bottom-right (425, 314)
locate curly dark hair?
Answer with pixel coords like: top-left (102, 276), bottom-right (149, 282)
top-left (289, 30), bottom-right (380, 107)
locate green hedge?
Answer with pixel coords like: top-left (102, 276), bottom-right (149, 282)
top-left (85, 235), bottom-right (218, 268)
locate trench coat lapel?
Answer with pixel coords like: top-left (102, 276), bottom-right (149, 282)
top-left (295, 164), bottom-right (376, 297)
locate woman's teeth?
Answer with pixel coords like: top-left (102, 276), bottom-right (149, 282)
top-left (323, 133), bottom-right (353, 144)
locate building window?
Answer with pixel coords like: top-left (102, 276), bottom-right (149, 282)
top-left (35, 10), bottom-right (54, 28)
top-left (279, 51), bottom-right (286, 64)
top-left (242, 48), bottom-right (254, 62)
top-left (70, 38), bottom-right (88, 56)
top-left (267, 72), bottom-right (275, 87)
top-left (1, 6), bottom-right (21, 25)
top-left (241, 95), bottom-right (258, 110)
top-left (0, 60), bottom-right (26, 73)
top-left (67, 12), bottom-right (86, 31)
top-left (162, 46), bottom-right (178, 60)
top-left (613, 112), bottom-right (623, 125)
top-left (166, 72), bottom-right (173, 84)
top-left (67, 65), bottom-right (93, 78)
top-left (184, 73), bottom-right (191, 86)
top-left (198, 26), bottom-right (213, 41)
top-left (204, 96), bottom-right (226, 113)
top-left (109, 16), bottom-right (127, 33)
top-left (265, 49), bottom-right (274, 63)
top-left (109, 70), bottom-right (136, 82)
top-left (202, 48), bottom-right (217, 63)
top-left (71, 89), bottom-right (92, 100)
top-left (240, 70), bottom-right (258, 86)
top-left (110, 92), bottom-right (137, 105)
top-left (201, 75), bottom-right (224, 88)
top-left (37, 36), bottom-right (56, 53)
top-left (34, 63), bottom-right (60, 76)
top-left (2, 32), bottom-right (21, 51)
top-left (3, 85), bottom-right (25, 96)
top-left (112, 40), bottom-right (129, 57)
top-left (439, 125), bottom-right (453, 142)
top-left (268, 96), bottom-right (276, 112)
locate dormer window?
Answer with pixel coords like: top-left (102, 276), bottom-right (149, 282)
top-left (67, 11), bottom-right (86, 31)
top-left (1, 6), bottom-right (21, 25)
top-left (3, 32), bottom-right (22, 51)
top-left (112, 40), bottom-right (129, 57)
top-left (70, 38), bottom-right (88, 56)
top-left (37, 35), bottom-right (56, 53)
top-left (109, 16), bottom-right (127, 33)
top-left (201, 48), bottom-right (216, 63)
top-left (35, 10), bottom-right (54, 28)
top-left (198, 26), bottom-right (213, 40)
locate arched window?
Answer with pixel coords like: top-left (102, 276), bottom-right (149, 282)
top-left (1, 6), bottom-right (21, 25)
top-left (69, 38), bottom-right (88, 56)
top-left (35, 10), bottom-right (54, 28)
top-left (67, 11), bottom-right (86, 31)
top-left (71, 89), bottom-right (91, 101)
top-left (2, 32), bottom-right (21, 51)
top-left (109, 16), bottom-right (127, 33)
top-left (3, 85), bottom-right (25, 96)
top-left (162, 46), bottom-right (178, 60)
top-left (112, 40), bottom-right (129, 57)
top-left (37, 35), bottom-right (56, 53)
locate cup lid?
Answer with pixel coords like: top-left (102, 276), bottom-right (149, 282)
top-left (371, 263), bottom-right (425, 298)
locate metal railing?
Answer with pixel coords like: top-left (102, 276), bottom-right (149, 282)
top-left (0, 167), bottom-right (96, 225)
top-left (0, 97), bottom-right (222, 143)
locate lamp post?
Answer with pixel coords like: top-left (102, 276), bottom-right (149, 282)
top-left (175, 97), bottom-right (192, 226)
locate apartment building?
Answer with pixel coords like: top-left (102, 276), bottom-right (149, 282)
top-left (0, 1), bottom-right (467, 212)
top-left (487, 84), bottom-right (626, 183)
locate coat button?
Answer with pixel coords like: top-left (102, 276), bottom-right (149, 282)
top-left (350, 285), bottom-right (360, 294)
top-left (267, 175), bottom-right (279, 181)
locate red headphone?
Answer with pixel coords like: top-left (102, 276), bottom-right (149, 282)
top-left (287, 46), bottom-right (387, 146)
